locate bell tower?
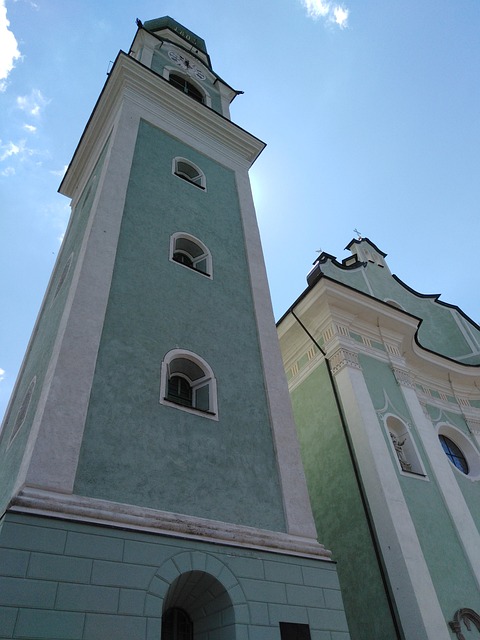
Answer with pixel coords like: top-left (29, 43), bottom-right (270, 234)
top-left (0, 18), bottom-right (349, 640)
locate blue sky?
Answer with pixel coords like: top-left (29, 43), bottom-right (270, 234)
top-left (1, 0), bottom-right (479, 418)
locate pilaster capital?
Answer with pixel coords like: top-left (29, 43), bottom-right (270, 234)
top-left (466, 419), bottom-right (480, 436)
top-left (392, 367), bottom-right (416, 389)
top-left (329, 347), bottom-right (361, 376)
top-left (419, 401), bottom-right (430, 419)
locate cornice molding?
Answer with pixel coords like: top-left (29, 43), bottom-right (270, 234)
top-left (282, 277), bottom-right (480, 387)
top-left (60, 52), bottom-right (265, 198)
top-left (10, 487), bottom-right (331, 561)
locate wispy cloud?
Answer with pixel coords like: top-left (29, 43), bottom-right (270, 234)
top-left (0, 0), bottom-right (21, 91)
top-left (23, 123), bottom-right (37, 133)
top-left (42, 200), bottom-right (70, 244)
top-left (0, 368), bottom-right (5, 382)
top-left (0, 139), bottom-right (22, 161)
top-left (301, 0), bottom-right (349, 28)
top-left (16, 89), bottom-right (50, 117)
top-left (0, 138), bottom-right (35, 163)
top-left (50, 164), bottom-right (68, 178)
top-left (1, 166), bottom-right (15, 177)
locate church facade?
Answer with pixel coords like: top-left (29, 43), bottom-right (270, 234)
top-left (1, 15), bottom-right (480, 640)
top-left (277, 237), bottom-right (480, 639)
top-left (0, 17), bottom-right (349, 640)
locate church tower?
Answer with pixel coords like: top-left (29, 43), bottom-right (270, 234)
top-left (0, 18), bottom-right (349, 639)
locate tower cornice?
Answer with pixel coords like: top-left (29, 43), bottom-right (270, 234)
top-left (60, 51), bottom-right (265, 199)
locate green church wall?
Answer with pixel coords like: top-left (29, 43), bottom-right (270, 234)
top-left (360, 355), bottom-right (480, 618)
top-left (0, 143), bottom-right (108, 514)
top-left (290, 360), bottom-right (397, 640)
top-left (74, 120), bottom-right (286, 533)
top-left (423, 404), bottom-right (480, 532)
top-left (0, 512), bottom-right (349, 640)
top-left (402, 469), bottom-right (480, 617)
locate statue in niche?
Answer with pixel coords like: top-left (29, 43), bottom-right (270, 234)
top-left (389, 432), bottom-right (412, 472)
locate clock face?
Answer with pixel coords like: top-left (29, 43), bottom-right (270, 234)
top-left (167, 50), bottom-right (206, 81)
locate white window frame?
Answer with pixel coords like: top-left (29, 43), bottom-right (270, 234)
top-left (160, 349), bottom-right (218, 420)
top-left (172, 157), bottom-right (206, 191)
top-left (384, 414), bottom-right (428, 479)
top-left (437, 423), bottom-right (480, 481)
top-left (169, 232), bottom-right (213, 279)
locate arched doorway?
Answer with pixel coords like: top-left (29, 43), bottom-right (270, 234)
top-left (161, 571), bottom-right (235, 639)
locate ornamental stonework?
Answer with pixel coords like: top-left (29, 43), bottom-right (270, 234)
top-left (329, 348), bottom-right (361, 375)
top-left (449, 608), bottom-right (480, 640)
top-left (392, 367), bottom-right (415, 389)
top-left (466, 419), bottom-right (480, 436)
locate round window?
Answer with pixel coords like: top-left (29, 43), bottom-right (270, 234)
top-left (437, 425), bottom-right (480, 480)
top-left (439, 435), bottom-right (468, 474)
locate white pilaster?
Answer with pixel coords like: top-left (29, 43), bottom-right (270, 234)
top-left (331, 353), bottom-right (450, 640)
top-left (21, 103), bottom-right (141, 494)
top-left (235, 169), bottom-right (318, 541)
top-left (400, 384), bottom-right (480, 591)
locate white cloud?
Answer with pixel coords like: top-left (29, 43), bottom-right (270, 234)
top-left (0, 138), bottom-right (34, 163)
top-left (0, 139), bottom-right (21, 161)
top-left (0, 368), bottom-right (5, 382)
top-left (16, 89), bottom-right (50, 117)
top-left (0, 0), bottom-right (21, 91)
top-left (333, 5), bottom-right (349, 28)
top-left (301, 0), bottom-right (349, 28)
top-left (303, 0), bottom-right (330, 17)
top-left (23, 123), bottom-right (37, 133)
top-left (1, 166), bottom-right (15, 176)
top-left (50, 164), bottom-right (68, 177)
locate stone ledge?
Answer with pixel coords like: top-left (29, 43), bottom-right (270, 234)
top-left (9, 487), bottom-right (332, 561)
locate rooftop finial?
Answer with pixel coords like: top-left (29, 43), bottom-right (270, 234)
top-left (354, 228), bottom-right (362, 240)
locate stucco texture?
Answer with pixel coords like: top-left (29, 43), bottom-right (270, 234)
top-left (74, 121), bottom-right (286, 532)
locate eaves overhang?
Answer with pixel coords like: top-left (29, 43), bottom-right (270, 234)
top-left (59, 51), bottom-right (265, 198)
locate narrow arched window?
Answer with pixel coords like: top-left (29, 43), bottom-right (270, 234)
top-left (173, 158), bottom-right (205, 190)
top-left (162, 607), bottom-right (193, 640)
top-left (169, 73), bottom-right (204, 104)
top-left (170, 233), bottom-right (212, 278)
top-left (160, 350), bottom-right (218, 419)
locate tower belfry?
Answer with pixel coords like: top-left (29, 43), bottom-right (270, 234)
top-left (0, 18), bottom-right (349, 639)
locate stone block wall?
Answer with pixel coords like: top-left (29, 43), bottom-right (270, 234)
top-left (0, 513), bottom-right (350, 639)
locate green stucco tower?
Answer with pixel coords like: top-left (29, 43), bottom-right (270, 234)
top-left (0, 18), bottom-right (349, 639)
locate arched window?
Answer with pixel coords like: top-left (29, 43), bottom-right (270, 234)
top-left (170, 233), bottom-right (212, 278)
top-left (169, 73), bottom-right (204, 104)
top-left (160, 350), bottom-right (218, 419)
top-left (385, 415), bottom-right (426, 477)
top-left (162, 607), bottom-right (193, 640)
top-left (173, 158), bottom-right (206, 190)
